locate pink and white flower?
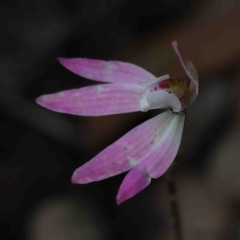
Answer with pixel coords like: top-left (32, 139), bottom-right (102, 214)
top-left (36, 41), bottom-right (198, 204)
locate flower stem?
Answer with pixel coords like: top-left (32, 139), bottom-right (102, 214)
top-left (167, 164), bottom-right (183, 240)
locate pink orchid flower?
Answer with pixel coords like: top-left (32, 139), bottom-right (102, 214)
top-left (36, 41), bottom-right (198, 204)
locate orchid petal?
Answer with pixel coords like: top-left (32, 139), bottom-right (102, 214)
top-left (146, 112), bottom-right (185, 178)
top-left (36, 84), bottom-right (146, 116)
top-left (172, 41), bottom-right (199, 104)
top-left (116, 167), bottom-right (151, 205)
top-left (116, 112), bottom-right (184, 203)
top-left (71, 110), bottom-right (174, 184)
top-left (58, 58), bottom-right (156, 84)
top-left (139, 74), bottom-right (170, 87)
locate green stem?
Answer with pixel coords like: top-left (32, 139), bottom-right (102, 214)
top-left (167, 164), bottom-right (183, 240)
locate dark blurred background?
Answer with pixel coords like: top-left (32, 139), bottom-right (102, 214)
top-left (2, 0), bottom-right (240, 239)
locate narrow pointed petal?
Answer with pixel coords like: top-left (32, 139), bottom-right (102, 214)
top-left (139, 74), bottom-right (170, 87)
top-left (58, 58), bottom-right (156, 84)
top-left (71, 110), bottom-right (174, 184)
top-left (116, 167), bottom-right (151, 204)
top-left (36, 84), bottom-right (145, 116)
top-left (149, 113), bottom-right (184, 178)
top-left (135, 112), bottom-right (185, 179)
top-left (172, 41), bottom-right (199, 104)
top-left (116, 112), bottom-right (184, 203)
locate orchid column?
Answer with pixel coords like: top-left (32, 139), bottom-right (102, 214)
top-left (36, 41), bottom-right (198, 204)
